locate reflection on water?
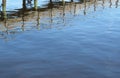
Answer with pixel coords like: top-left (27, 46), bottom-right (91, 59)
top-left (0, 0), bottom-right (120, 39)
top-left (0, 0), bottom-right (120, 78)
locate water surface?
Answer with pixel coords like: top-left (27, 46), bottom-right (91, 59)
top-left (0, 0), bottom-right (120, 78)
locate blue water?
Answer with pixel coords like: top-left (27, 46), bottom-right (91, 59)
top-left (0, 0), bottom-right (120, 78)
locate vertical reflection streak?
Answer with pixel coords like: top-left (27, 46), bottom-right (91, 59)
top-left (83, 0), bottom-right (87, 15)
top-left (115, 0), bottom-right (119, 8)
top-left (74, 3), bottom-right (77, 16)
top-left (37, 9), bottom-right (40, 30)
top-left (109, 0), bottom-right (112, 8)
top-left (94, 0), bottom-right (97, 11)
top-left (62, 0), bottom-right (65, 24)
top-left (102, 0), bottom-right (105, 9)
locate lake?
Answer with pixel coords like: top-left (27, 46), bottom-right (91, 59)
top-left (0, 0), bottom-right (120, 78)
